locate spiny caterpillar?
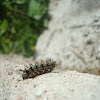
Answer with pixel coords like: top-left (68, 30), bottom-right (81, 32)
top-left (22, 59), bottom-right (56, 80)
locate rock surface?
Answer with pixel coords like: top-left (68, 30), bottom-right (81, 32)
top-left (35, 0), bottom-right (100, 72)
top-left (0, 55), bottom-right (100, 100)
top-left (0, 55), bottom-right (33, 100)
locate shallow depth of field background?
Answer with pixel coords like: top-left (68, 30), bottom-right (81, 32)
top-left (0, 0), bottom-right (50, 57)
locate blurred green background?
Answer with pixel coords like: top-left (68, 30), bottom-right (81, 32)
top-left (0, 0), bottom-right (50, 57)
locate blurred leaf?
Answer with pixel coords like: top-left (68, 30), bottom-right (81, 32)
top-left (11, 26), bottom-right (15, 33)
top-left (14, 0), bottom-right (25, 4)
top-left (43, 19), bottom-right (48, 27)
top-left (2, 43), bottom-right (8, 53)
top-left (28, 0), bottom-right (39, 16)
top-left (0, 19), bottom-right (8, 36)
top-left (28, 0), bottom-right (48, 20)
top-left (4, 2), bottom-right (12, 9)
top-left (0, 19), bottom-right (8, 29)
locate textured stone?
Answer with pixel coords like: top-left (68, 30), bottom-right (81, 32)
top-left (0, 55), bottom-right (100, 100)
top-left (35, 0), bottom-right (100, 72)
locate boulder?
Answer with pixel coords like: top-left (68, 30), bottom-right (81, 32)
top-left (0, 55), bottom-right (100, 100)
top-left (35, 0), bottom-right (100, 72)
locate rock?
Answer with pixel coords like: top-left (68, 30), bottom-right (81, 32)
top-left (35, 0), bottom-right (100, 73)
top-left (0, 54), bottom-right (33, 100)
top-left (0, 55), bottom-right (100, 100)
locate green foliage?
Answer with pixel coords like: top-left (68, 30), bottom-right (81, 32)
top-left (0, 0), bottom-right (50, 57)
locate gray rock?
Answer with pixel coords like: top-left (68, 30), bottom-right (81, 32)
top-left (0, 55), bottom-right (100, 100)
top-left (0, 55), bottom-right (33, 100)
top-left (35, 0), bottom-right (100, 72)
top-left (12, 71), bottom-right (99, 100)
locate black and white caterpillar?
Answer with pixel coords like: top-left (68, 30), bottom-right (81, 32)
top-left (22, 59), bottom-right (56, 80)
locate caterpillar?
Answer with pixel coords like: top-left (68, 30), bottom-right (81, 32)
top-left (22, 59), bottom-right (56, 80)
